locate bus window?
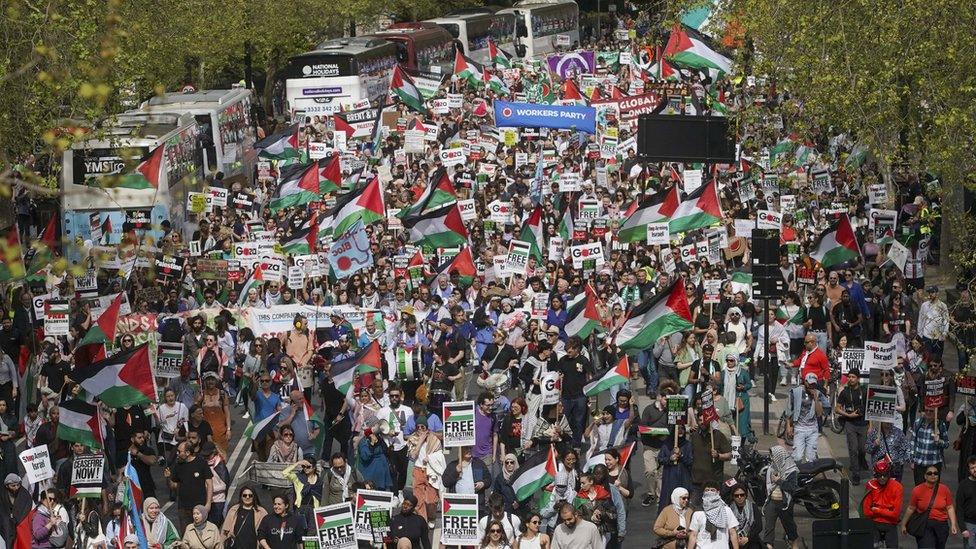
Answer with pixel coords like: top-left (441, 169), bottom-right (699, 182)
top-left (394, 42), bottom-right (409, 64)
top-left (440, 23), bottom-right (460, 39)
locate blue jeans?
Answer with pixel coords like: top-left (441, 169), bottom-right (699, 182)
top-left (562, 396), bottom-right (588, 448)
top-left (811, 331), bottom-right (829, 354)
top-left (793, 425), bottom-right (819, 462)
top-left (636, 350), bottom-right (657, 395)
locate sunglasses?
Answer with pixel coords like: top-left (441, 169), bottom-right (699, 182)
top-left (733, 493), bottom-right (747, 498)
top-left (504, 460), bottom-right (516, 464)
top-left (282, 432), bottom-right (294, 437)
top-left (242, 493), bottom-right (254, 498)
top-left (529, 519), bottom-right (540, 524)
top-left (490, 529), bottom-right (503, 534)
top-left (926, 471), bottom-right (939, 476)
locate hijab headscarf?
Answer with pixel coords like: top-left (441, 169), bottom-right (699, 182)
top-left (670, 487), bottom-right (689, 513)
top-left (192, 505), bottom-right (208, 531)
top-left (142, 497), bottom-right (176, 545)
top-left (502, 453), bottom-right (519, 481)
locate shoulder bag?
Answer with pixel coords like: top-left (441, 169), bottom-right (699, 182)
top-left (906, 484), bottom-right (940, 537)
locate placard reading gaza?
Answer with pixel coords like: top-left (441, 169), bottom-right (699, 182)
top-left (441, 494), bottom-right (480, 545)
top-left (443, 401), bottom-right (476, 448)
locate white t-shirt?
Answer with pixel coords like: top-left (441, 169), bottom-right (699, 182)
top-left (689, 508), bottom-right (739, 549)
top-left (157, 402), bottom-right (188, 445)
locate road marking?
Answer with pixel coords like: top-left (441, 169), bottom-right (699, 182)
top-left (223, 424), bottom-right (257, 502)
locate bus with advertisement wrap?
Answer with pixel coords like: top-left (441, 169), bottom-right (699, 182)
top-left (499, 0), bottom-right (580, 60)
top-left (60, 112), bottom-right (204, 263)
top-left (282, 37), bottom-right (396, 118)
top-left (426, 8), bottom-right (517, 65)
top-left (128, 88), bottom-right (256, 181)
top-left (370, 23), bottom-right (455, 75)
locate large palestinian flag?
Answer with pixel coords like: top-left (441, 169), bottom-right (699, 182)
top-left (668, 180), bottom-right (723, 233)
top-left (391, 65), bottom-right (426, 113)
top-left (454, 50), bottom-right (484, 87)
top-left (511, 446), bottom-right (557, 501)
top-left (119, 145), bottom-right (165, 190)
top-left (399, 168), bottom-right (457, 218)
top-left (488, 38), bottom-right (512, 68)
top-left (810, 215), bottom-right (861, 269)
top-left (271, 159), bottom-right (338, 211)
top-left (69, 344), bottom-right (156, 407)
top-left (664, 24), bottom-right (732, 74)
top-left (615, 282), bottom-right (693, 352)
top-left (402, 203), bottom-right (468, 249)
top-left (282, 212), bottom-right (320, 255)
top-left (618, 187), bottom-right (678, 243)
top-left (583, 355), bottom-right (629, 397)
top-left (330, 177), bottom-right (386, 236)
top-left (256, 124), bottom-right (301, 160)
top-left (75, 292), bottom-right (124, 361)
top-left (58, 398), bottom-right (104, 449)
top-left (565, 284), bottom-right (604, 340)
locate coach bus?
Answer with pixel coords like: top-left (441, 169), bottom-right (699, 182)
top-left (60, 112), bottom-right (204, 262)
top-left (282, 37), bottom-right (397, 118)
top-left (426, 9), bottom-right (517, 65)
top-left (500, 0), bottom-right (580, 60)
top-left (130, 88), bottom-right (255, 181)
top-left (370, 23), bottom-right (455, 75)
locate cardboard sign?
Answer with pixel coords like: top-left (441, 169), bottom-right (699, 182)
top-left (288, 266), bottom-right (305, 290)
top-left (868, 184), bottom-right (888, 205)
top-left (355, 490), bottom-right (395, 542)
top-left (667, 395), bottom-right (689, 425)
top-left (756, 210), bottom-right (783, 230)
top-left (569, 242), bottom-right (605, 268)
top-left (532, 294), bottom-right (548, 320)
top-left (314, 502), bottom-right (357, 549)
top-left (44, 299), bottom-right (70, 336)
top-left (559, 172), bottom-right (582, 192)
top-left (886, 240), bottom-right (909, 273)
top-left (442, 401), bottom-right (476, 448)
top-left (439, 148), bottom-right (466, 167)
top-left (578, 198), bottom-right (601, 220)
top-left (505, 240), bottom-right (532, 275)
top-left (698, 388), bottom-right (719, 425)
top-left (865, 385), bottom-right (898, 424)
top-left (457, 199), bottom-right (477, 221)
top-left (155, 342), bottom-right (184, 379)
top-left (19, 444), bottom-right (54, 483)
top-left (924, 379), bottom-right (946, 409)
top-left (441, 494), bottom-right (479, 545)
top-left (404, 130), bottom-right (425, 154)
top-left (863, 340), bottom-right (896, 371)
top-left (644, 222), bottom-right (671, 245)
top-left (488, 200), bottom-right (513, 224)
top-left (70, 454), bottom-right (104, 498)
top-left (704, 279), bottom-right (722, 304)
top-left (683, 169), bottom-right (703, 194)
top-left (548, 236), bottom-right (564, 261)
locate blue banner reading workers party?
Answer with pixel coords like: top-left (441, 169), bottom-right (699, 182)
top-left (493, 100), bottom-right (597, 134)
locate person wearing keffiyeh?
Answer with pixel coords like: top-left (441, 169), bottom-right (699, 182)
top-left (761, 442), bottom-right (801, 549)
top-left (688, 481), bottom-right (739, 549)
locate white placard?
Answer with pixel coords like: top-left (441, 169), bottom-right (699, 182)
top-left (447, 93), bottom-right (463, 109)
top-left (780, 194), bottom-right (796, 213)
top-left (458, 199), bottom-right (477, 221)
top-left (488, 200), bottom-right (513, 224)
top-left (559, 172), bottom-right (582, 192)
top-left (756, 210), bottom-right (783, 230)
top-left (886, 240), bottom-right (909, 273)
top-left (287, 266), bottom-right (305, 290)
top-left (19, 444), bottom-right (54, 483)
top-left (868, 184), bottom-right (888, 205)
top-left (439, 148), bottom-right (466, 167)
top-left (569, 242), bottom-right (605, 268)
top-left (548, 236), bottom-right (564, 261)
top-left (683, 169), bottom-right (703, 194)
top-left (209, 187), bottom-right (228, 208)
top-left (864, 340), bottom-right (897, 371)
top-left (646, 222), bottom-right (670, 245)
top-left (432, 99), bottom-right (450, 114)
top-left (404, 130), bottom-right (425, 154)
top-left (308, 142), bottom-right (331, 160)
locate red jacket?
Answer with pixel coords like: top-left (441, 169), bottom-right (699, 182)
top-left (862, 478), bottom-right (903, 524)
top-left (793, 348), bottom-right (830, 384)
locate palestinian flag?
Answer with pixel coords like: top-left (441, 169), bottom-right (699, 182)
top-left (14, 507), bottom-right (36, 549)
top-left (511, 445), bottom-right (557, 501)
top-left (333, 113), bottom-right (356, 139)
top-left (256, 124), bottom-right (301, 160)
top-left (430, 246), bottom-right (476, 287)
top-left (58, 398), bottom-right (104, 449)
top-left (244, 410), bottom-right (281, 441)
top-left (391, 65), bottom-right (426, 113)
top-left (316, 502), bottom-right (354, 530)
top-left (119, 145), bottom-right (165, 190)
top-left (402, 203), bottom-right (468, 249)
top-left (69, 344), bottom-right (156, 408)
top-left (648, 45), bottom-right (678, 81)
top-left (615, 282), bottom-right (693, 353)
top-left (730, 271), bottom-right (752, 298)
top-left (810, 215), bottom-right (861, 269)
top-left (565, 284), bottom-right (605, 340)
top-left (488, 38), bottom-right (512, 69)
top-left (590, 86), bottom-right (603, 102)
top-left (583, 355), bottom-right (629, 397)
top-left (237, 264), bottom-right (265, 306)
top-left (562, 79), bottom-right (587, 102)
top-left (618, 187), bottom-right (678, 243)
top-left (776, 306), bottom-right (806, 325)
top-left (483, 67), bottom-right (510, 95)
top-left (664, 24), bottom-right (732, 74)
top-left (76, 292), bottom-right (123, 347)
top-left (357, 490), bottom-right (395, 514)
top-left (271, 160), bottom-right (336, 211)
top-left (332, 340), bottom-right (383, 393)
top-left (583, 442), bottom-right (636, 471)
top-left (443, 401), bottom-right (474, 423)
top-left (399, 168), bottom-right (457, 218)
top-left (519, 205), bottom-right (545, 263)
top-left (558, 207), bottom-right (574, 241)
top-left (0, 225), bottom-right (25, 281)
top-left (454, 50), bottom-right (483, 87)
top-left (611, 85), bottom-right (628, 100)
top-left (668, 180), bottom-right (723, 233)
top-left (769, 137), bottom-right (796, 165)
top-left (123, 457), bottom-right (150, 548)
top-left (331, 177), bottom-right (386, 236)
top-left (282, 212), bottom-right (320, 255)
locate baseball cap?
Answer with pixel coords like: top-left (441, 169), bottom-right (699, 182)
top-left (804, 373), bottom-right (819, 383)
